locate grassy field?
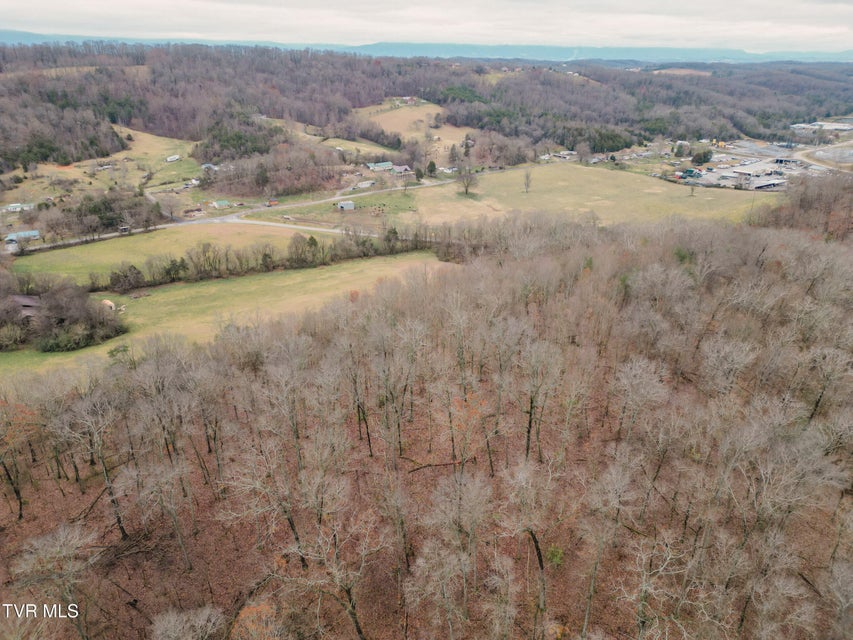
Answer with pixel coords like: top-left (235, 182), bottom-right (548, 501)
top-left (0, 126), bottom-right (199, 213)
top-left (357, 101), bottom-right (442, 136)
top-left (112, 126), bottom-right (200, 186)
top-left (247, 190), bottom-right (420, 227)
top-left (12, 224), bottom-right (336, 283)
top-left (0, 252), bottom-right (442, 375)
top-left (354, 100), bottom-right (477, 166)
top-left (319, 137), bottom-right (396, 157)
top-left (249, 162), bottom-right (778, 231)
top-left (409, 162), bottom-right (780, 226)
top-left (283, 117), bottom-right (397, 159)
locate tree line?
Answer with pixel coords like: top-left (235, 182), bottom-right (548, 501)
top-left (101, 225), bottom-right (433, 293)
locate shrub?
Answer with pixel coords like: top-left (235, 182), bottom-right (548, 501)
top-left (546, 545), bottom-right (564, 568)
top-left (0, 324), bottom-right (26, 351)
top-left (109, 263), bottom-right (147, 293)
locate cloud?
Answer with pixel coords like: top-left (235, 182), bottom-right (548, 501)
top-left (4, 0), bottom-right (852, 51)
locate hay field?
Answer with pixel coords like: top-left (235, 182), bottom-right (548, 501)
top-left (356, 101), bottom-right (442, 135)
top-left (409, 163), bottom-right (780, 225)
top-left (0, 252), bottom-right (442, 375)
top-left (248, 162), bottom-right (774, 231)
top-left (319, 137), bottom-right (395, 157)
top-left (13, 223), bottom-right (335, 283)
top-left (115, 252), bottom-right (440, 341)
top-left (354, 100), bottom-right (477, 166)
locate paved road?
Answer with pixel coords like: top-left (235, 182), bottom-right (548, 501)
top-left (23, 137), bottom-right (849, 257)
top-left (198, 217), bottom-right (355, 235)
top-left (22, 177), bottom-right (455, 254)
top-left (172, 176), bottom-right (458, 237)
top-left (793, 139), bottom-right (853, 172)
top-left (186, 177), bottom-right (454, 223)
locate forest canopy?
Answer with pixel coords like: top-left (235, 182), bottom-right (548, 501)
top-left (1, 191), bottom-right (850, 639)
top-left (1, 43), bottom-right (851, 171)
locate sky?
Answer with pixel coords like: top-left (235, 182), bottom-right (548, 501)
top-left (5, 0), bottom-right (853, 52)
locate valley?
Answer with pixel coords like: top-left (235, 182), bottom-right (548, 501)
top-left (0, 41), bottom-right (850, 640)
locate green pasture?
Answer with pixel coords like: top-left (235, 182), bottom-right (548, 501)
top-left (12, 224), bottom-right (335, 283)
top-left (0, 252), bottom-right (441, 375)
top-left (247, 191), bottom-right (419, 227)
top-left (112, 126), bottom-right (199, 186)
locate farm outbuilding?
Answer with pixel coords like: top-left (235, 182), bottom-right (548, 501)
top-left (337, 201), bottom-right (355, 211)
top-left (9, 294), bottom-right (41, 320)
top-left (754, 179), bottom-right (787, 190)
top-left (4, 203), bottom-right (35, 213)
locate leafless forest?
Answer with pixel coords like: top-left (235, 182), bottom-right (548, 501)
top-left (1, 175), bottom-right (851, 639)
top-left (2, 44), bottom-right (852, 177)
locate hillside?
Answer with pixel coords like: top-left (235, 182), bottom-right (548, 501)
top-left (1, 187), bottom-right (850, 639)
top-left (2, 43), bottom-right (852, 179)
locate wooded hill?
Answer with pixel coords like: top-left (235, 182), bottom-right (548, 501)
top-left (1, 43), bottom-right (852, 175)
top-left (0, 180), bottom-right (850, 639)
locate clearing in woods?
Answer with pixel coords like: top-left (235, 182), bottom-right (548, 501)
top-left (12, 224), bottom-right (336, 283)
top-left (0, 126), bottom-right (198, 210)
top-left (354, 100), bottom-right (477, 166)
top-left (318, 137), bottom-right (396, 157)
top-left (274, 119), bottom-right (397, 157)
top-left (111, 125), bottom-right (200, 186)
top-left (0, 252), bottom-right (442, 375)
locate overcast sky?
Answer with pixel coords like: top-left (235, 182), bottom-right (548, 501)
top-left (6, 0), bottom-right (853, 52)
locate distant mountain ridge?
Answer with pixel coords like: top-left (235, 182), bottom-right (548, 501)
top-left (1, 29), bottom-right (852, 63)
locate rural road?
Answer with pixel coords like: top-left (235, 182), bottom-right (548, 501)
top-left (141, 174), bottom-right (457, 229)
top-left (173, 176), bottom-right (458, 235)
top-left (198, 217), bottom-right (354, 235)
top-left (792, 138), bottom-right (853, 172)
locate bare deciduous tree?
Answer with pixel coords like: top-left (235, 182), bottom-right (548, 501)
top-left (12, 524), bottom-right (95, 640)
top-left (482, 554), bottom-right (519, 640)
top-left (503, 460), bottom-right (563, 640)
top-left (279, 507), bottom-right (386, 640)
top-left (457, 163), bottom-right (478, 196)
top-left (149, 606), bottom-right (223, 640)
top-left (66, 383), bottom-right (130, 540)
top-left (406, 537), bottom-right (469, 640)
top-left (515, 339), bottom-right (561, 462)
top-left (223, 439), bottom-right (307, 569)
